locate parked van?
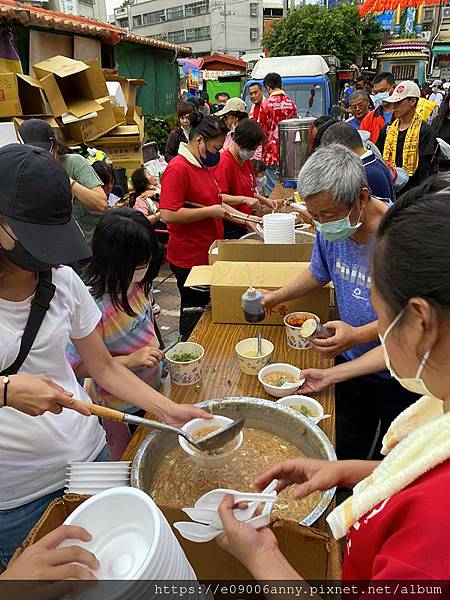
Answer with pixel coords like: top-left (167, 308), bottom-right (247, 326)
top-left (243, 55), bottom-right (335, 118)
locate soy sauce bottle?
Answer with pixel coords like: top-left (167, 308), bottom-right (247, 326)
top-left (241, 287), bottom-right (265, 323)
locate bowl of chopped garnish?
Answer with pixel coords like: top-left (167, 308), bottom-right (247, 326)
top-left (165, 342), bottom-right (205, 386)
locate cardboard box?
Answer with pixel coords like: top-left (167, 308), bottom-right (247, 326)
top-left (186, 261), bottom-right (331, 325)
top-left (13, 116), bottom-right (60, 142)
top-left (93, 137), bottom-right (143, 175)
top-left (33, 56), bottom-right (108, 119)
top-left (62, 97), bottom-right (123, 144)
top-left (104, 72), bottom-right (146, 106)
top-left (208, 238), bottom-right (315, 266)
top-left (13, 495), bottom-right (341, 581)
top-left (16, 74), bottom-right (51, 116)
top-left (0, 73), bottom-right (21, 118)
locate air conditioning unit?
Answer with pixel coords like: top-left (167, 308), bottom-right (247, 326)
top-left (443, 6), bottom-right (450, 19)
top-left (250, 28), bottom-right (258, 40)
top-left (423, 7), bottom-right (434, 23)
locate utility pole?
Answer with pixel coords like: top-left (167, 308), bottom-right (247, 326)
top-left (224, 0), bottom-right (227, 54)
top-left (283, 0), bottom-right (289, 17)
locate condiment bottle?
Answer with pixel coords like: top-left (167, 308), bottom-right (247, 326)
top-left (300, 318), bottom-right (333, 340)
top-left (241, 287), bottom-right (265, 323)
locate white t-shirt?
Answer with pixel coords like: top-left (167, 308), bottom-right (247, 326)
top-left (0, 266), bottom-right (105, 509)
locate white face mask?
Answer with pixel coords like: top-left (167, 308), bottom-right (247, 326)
top-left (132, 267), bottom-right (148, 283)
top-left (379, 308), bottom-right (434, 397)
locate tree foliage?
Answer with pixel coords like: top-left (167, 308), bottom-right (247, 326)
top-left (262, 3), bottom-right (383, 68)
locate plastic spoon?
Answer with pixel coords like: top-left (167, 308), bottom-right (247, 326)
top-left (195, 490), bottom-right (278, 510)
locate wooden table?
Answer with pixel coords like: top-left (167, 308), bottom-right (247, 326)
top-left (123, 311), bottom-right (335, 460)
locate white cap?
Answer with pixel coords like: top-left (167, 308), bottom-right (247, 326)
top-left (443, 82), bottom-right (450, 90)
top-left (388, 80), bottom-right (420, 103)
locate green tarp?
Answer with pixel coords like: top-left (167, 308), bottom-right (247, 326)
top-left (432, 45), bottom-right (450, 55)
top-left (115, 42), bottom-right (179, 115)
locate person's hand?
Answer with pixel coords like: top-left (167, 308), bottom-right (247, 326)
top-left (216, 494), bottom-right (279, 571)
top-left (261, 197), bottom-right (279, 210)
top-left (297, 368), bottom-right (335, 394)
top-left (141, 190), bottom-right (159, 199)
top-left (259, 289), bottom-right (280, 311)
top-left (312, 321), bottom-right (359, 358)
top-left (208, 205), bottom-right (230, 219)
top-left (256, 458), bottom-right (345, 499)
top-left (127, 346), bottom-right (164, 369)
top-left (6, 375), bottom-right (92, 417)
top-left (2, 525), bottom-right (98, 581)
top-left (246, 220), bottom-right (259, 232)
top-left (243, 196), bottom-right (259, 208)
top-left (162, 402), bottom-right (213, 428)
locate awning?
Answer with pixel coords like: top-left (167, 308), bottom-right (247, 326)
top-left (432, 45), bottom-right (450, 55)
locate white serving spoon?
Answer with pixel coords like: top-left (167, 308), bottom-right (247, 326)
top-left (194, 490), bottom-right (277, 510)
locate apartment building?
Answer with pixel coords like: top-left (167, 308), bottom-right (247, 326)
top-left (114, 0), bottom-right (264, 57)
top-left (47, 0), bottom-right (108, 22)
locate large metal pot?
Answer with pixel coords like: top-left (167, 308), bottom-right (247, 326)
top-left (278, 117), bottom-right (316, 187)
top-left (131, 397), bottom-right (336, 526)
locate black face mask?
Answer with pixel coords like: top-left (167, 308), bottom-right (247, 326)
top-left (201, 149), bottom-right (221, 168)
top-left (0, 226), bottom-right (52, 272)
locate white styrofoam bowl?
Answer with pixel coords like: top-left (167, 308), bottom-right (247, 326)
top-left (258, 363), bottom-right (304, 398)
top-left (179, 415), bottom-right (243, 468)
top-left (276, 395), bottom-right (324, 424)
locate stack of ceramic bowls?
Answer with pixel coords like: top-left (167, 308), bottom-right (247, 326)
top-left (263, 213), bottom-right (296, 244)
top-left (65, 461), bottom-right (131, 495)
top-left (59, 487), bottom-right (197, 584)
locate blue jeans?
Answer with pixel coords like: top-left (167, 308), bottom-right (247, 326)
top-left (264, 165), bottom-right (279, 197)
top-left (0, 445), bottom-right (111, 567)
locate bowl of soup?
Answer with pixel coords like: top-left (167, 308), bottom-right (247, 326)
top-left (235, 338), bottom-right (274, 375)
top-left (179, 416), bottom-right (244, 468)
top-left (284, 312), bottom-right (320, 350)
top-left (258, 363), bottom-right (304, 398)
top-left (276, 396), bottom-right (324, 424)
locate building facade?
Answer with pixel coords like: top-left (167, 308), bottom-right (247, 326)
top-left (45, 0), bottom-right (108, 23)
top-left (114, 0), bottom-right (264, 57)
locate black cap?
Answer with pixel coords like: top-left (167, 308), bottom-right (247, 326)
top-left (0, 144), bottom-right (92, 264)
top-left (18, 119), bottom-right (57, 152)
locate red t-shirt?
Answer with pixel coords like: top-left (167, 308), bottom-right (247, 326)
top-left (213, 150), bottom-right (254, 216)
top-left (343, 459), bottom-right (450, 581)
top-left (259, 92), bottom-right (297, 166)
top-left (160, 155), bottom-right (224, 269)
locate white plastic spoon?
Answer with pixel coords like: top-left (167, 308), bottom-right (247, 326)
top-left (195, 490), bottom-right (277, 510)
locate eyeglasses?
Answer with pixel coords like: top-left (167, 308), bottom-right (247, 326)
top-left (350, 102), bottom-right (367, 111)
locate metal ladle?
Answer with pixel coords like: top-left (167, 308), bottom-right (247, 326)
top-left (79, 402), bottom-right (245, 452)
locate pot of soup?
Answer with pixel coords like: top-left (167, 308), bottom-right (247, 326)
top-left (131, 397), bottom-right (336, 527)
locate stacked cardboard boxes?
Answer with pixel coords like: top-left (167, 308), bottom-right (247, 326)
top-left (0, 56), bottom-right (146, 176)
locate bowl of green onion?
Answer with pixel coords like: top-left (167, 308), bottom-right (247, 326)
top-left (165, 342), bottom-right (205, 386)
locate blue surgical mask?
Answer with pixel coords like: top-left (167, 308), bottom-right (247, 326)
top-left (314, 206), bottom-right (363, 242)
top-left (373, 91), bottom-right (390, 107)
top-left (239, 149), bottom-right (255, 161)
top-left (201, 149), bottom-right (221, 167)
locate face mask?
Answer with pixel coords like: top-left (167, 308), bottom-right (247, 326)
top-left (201, 148), bottom-right (221, 168)
top-left (0, 226), bottom-right (52, 272)
top-left (239, 149), bottom-right (255, 161)
top-left (379, 308), bottom-right (434, 397)
top-left (314, 206), bottom-right (363, 243)
top-left (132, 266), bottom-right (148, 283)
top-left (257, 175), bottom-right (267, 187)
top-left (373, 91), bottom-right (390, 108)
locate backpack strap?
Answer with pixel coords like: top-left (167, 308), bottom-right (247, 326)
top-left (0, 271), bottom-right (55, 376)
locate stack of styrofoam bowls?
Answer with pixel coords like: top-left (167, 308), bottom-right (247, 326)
top-left (59, 487), bottom-right (197, 589)
top-left (65, 461), bottom-right (131, 495)
top-left (263, 213), bottom-right (296, 244)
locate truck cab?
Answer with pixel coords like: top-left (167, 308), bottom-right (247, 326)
top-left (243, 55), bottom-right (334, 118)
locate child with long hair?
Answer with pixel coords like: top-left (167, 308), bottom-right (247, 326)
top-left (67, 208), bottom-right (164, 458)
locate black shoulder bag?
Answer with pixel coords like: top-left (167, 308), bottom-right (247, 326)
top-left (0, 271), bottom-right (55, 376)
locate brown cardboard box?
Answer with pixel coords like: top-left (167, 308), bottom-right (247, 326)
top-left (33, 56), bottom-right (108, 119)
top-left (185, 261), bottom-right (331, 325)
top-left (0, 73), bottom-right (21, 118)
top-left (208, 238), bottom-right (315, 266)
top-left (17, 74), bottom-right (49, 116)
top-left (13, 495), bottom-right (341, 580)
top-left (62, 97), bottom-right (124, 144)
top-left (104, 73), bottom-right (146, 106)
top-left (93, 137), bottom-right (143, 175)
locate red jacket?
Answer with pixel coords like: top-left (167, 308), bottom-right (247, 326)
top-left (360, 107), bottom-right (386, 143)
top-left (343, 459), bottom-right (450, 580)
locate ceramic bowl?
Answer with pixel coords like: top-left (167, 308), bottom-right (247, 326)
top-left (165, 342), bottom-right (204, 386)
top-left (276, 395), bottom-right (324, 424)
top-left (258, 363), bottom-right (304, 398)
top-left (235, 337), bottom-right (274, 375)
top-left (284, 312), bottom-right (320, 350)
top-left (179, 416), bottom-right (243, 469)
